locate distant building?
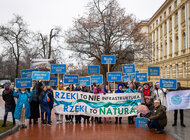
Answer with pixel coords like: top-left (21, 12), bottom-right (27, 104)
top-left (137, 0), bottom-right (190, 87)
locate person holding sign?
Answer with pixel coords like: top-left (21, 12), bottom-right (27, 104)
top-left (172, 82), bottom-right (186, 127)
top-left (39, 86), bottom-right (53, 126)
top-left (115, 83), bottom-right (124, 124)
top-left (55, 82), bottom-right (65, 124)
top-left (140, 83), bottom-right (153, 104)
top-left (126, 81), bottom-right (137, 124)
top-left (2, 84), bottom-right (16, 127)
top-left (13, 88), bottom-right (33, 128)
top-left (93, 84), bottom-right (104, 124)
top-left (153, 82), bottom-right (167, 107)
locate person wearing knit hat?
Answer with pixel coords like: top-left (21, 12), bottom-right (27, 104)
top-left (114, 83), bottom-right (124, 124)
top-left (2, 84), bottom-right (16, 127)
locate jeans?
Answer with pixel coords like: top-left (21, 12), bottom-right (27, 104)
top-left (41, 111), bottom-right (50, 123)
top-left (148, 120), bottom-right (162, 131)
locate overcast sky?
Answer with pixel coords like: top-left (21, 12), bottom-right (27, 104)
top-left (0, 0), bottom-right (165, 34)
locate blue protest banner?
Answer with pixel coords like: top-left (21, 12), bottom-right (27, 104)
top-left (88, 66), bottom-right (100, 75)
top-left (79, 77), bottom-right (91, 86)
top-left (15, 78), bottom-right (32, 89)
top-left (129, 74), bottom-right (136, 81)
top-left (107, 72), bottom-right (122, 82)
top-left (122, 76), bottom-right (129, 82)
top-left (101, 55), bottom-right (115, 64)
top-left (32, 72), bottom-right (50, 81)
top-left (136, 118), bottom-right (149, 129)
top-left (91, 75), bottom-right (103, 85)
top-left (64, 75), bottom-right (79, 84)
top-left (148, 67), bottom-right (160, 76)
top-left (122, 64), bottom-right (135, 74)
top-left (21, 69), bottom-right (38, 78)
top-left (136, 73), bottom-right (148, 82)
top-left (45, 77), bottom-right (58, 86)
top-left (50, 64), bottom-right (66, 74)
top-left (136, 71), bottom-right (139, 73)
top-left (160, 79), bottom-right (177, 89)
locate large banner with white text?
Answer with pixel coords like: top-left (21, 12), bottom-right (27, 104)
top-left (54, 91), bottom-right (141, 117)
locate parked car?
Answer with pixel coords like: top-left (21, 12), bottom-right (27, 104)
top-left (0, 80), bottom-right (11, 88)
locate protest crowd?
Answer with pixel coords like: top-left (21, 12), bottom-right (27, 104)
top-left (1, 79), bottom-right (187, 134)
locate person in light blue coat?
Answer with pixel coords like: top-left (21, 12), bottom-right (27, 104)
top-left (13, 88), bottom-right (33, 128)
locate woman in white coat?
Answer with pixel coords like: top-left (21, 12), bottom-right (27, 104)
top-left (153, 82), bottom-right (167, 107)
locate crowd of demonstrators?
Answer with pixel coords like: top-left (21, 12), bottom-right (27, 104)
top-left (1, 80), bottom-right (187, 134)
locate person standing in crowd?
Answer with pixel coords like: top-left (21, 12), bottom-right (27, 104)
top-left (153, 82), bottom-right (167, 107)
top-left (115, 83), bottom-right (124, 124)
top-left (82, 86), bottom-right (91, 123)
top-left (146, 100), bottom-right (167, 134)
top-left (75, 85), bottom-right (82, 123)
top-left (144, 96), bottom-right (154, 117)
top-left (93, 84), bottom-right (104, 123)
top-left (55, 82), bottom-right (65, 124)
top-left (29, 81), bottom-right (40, 124)
top-left (65, 84), bottom-right (74, 123)
top-left (14, 88), bottom-right (33, 128)
top-left (46, 86), bottom-right (54, 124)
top-left (126, 81), bottom-right (137, 124)
top-left (149, 81), bottom-right (153, 91)
top-left (104, 84), bottom-right (112, 123)
top-left (39, 86), bottom-right (52, 126)
top-left (140, 83), bottom-right (153, 104)
top-left (2, 84), bottom-right (16, 127)
top-left (172, 82), bottom-right (186, 127)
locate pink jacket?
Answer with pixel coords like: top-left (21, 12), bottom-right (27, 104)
top-left (93, 88), bottom-right (104, 94)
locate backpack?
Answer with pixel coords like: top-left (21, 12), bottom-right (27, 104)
top-left (42, 92), bottom-right (50, 105)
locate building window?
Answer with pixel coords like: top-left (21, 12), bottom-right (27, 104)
top-left (183, 63), bottom-right (186, 78)
top-left (176, 64), bottom-right (179, 78)
top-left (165, 22), bottom-right (167, 33)
top-left (176, 36), bottom-right (179, 52)
top-left (174, 0), bottom-right (177, 8)
top-left (170, 65), bottom-right (172, 78)
top-left (182, 6), bottom-right (185, 22)
top-left (175, 12), bottom-right (178, 27)
top-left (165, 66), bottom-right (167, 78)
top-left (161, 67), bottom-right (163, 78)
top-left (170, 39), bottom-right (173, 54)
top-left (183, 33), bottom-right (186, 49)
top-left (169, 6), bottom-right (171, 14)
top-left (170, 18), bottom-right (172, 31)
top-left (156, 20), bottom-right (158, 25)
top-left (160, 16), bottom-right (162, 22)
top-left (164, 12), bottom-right (166, 18)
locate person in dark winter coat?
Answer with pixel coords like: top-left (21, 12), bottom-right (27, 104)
top-left (2, 84), bottom-right (16, 127)
top-left (172, 82), bottom-right (186, 127)
top-left (115, 83), bottom-right (124, 124)
top-left (29, 82), bottom-right (40, 124)
top-left (146, 100), bottom-right (167, 134)
top-left (39, 86), bottom-right (53, 126)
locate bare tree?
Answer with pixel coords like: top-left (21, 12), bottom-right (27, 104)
top-left (65, 0), bottom-right (151, 83)
top-left (0, 15), bottom-right (30, 78)
top-left (34, 27), bottom-right (63, 61)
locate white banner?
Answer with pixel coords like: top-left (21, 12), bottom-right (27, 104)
top-left (53, 91), bottom-right (141, 117)
top-left (166, 90), bottom-right (190, 110)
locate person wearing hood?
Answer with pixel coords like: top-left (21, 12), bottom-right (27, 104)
top-left (115, 83), bottom-right (124, 124)
top-left (153, 82), bottom-right (167, 107)
top-left (146, 100), bottom-right (167, 134)
top-left (141, 83), bottom-right (153, 104)
top-left (14, 88), bottom-right (33, 128)
top-left (2, 84), bottom-right (16, 127)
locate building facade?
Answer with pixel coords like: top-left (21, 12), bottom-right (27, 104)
top-left (138, 0), bottom-right (190, 87)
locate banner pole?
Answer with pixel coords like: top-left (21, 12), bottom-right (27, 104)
top-left (58, 73), bottom-right (59, 87)
top-left (107, 64), bottom-right (111, 92)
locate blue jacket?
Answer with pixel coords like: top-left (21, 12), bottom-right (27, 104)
top-left (115, 90), bottom-right (124, 93)
top-left (13, 90), bottom-right (33, 120)
top-left (126, 88), bottom-right (137, 93)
